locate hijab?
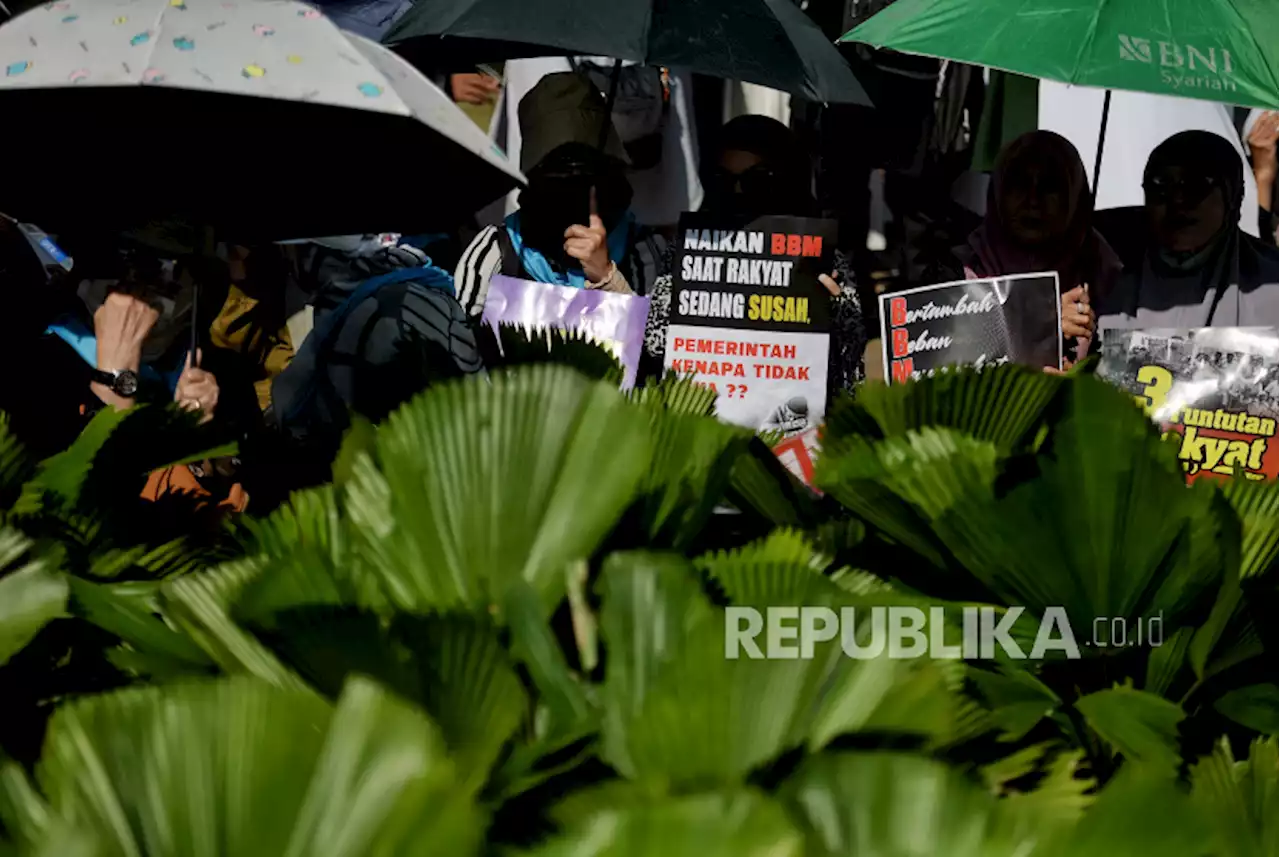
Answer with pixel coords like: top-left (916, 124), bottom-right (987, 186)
top-left (701, 115), bottom-right (817, 223)
top-left (965, 130), bottom-right (1120, 298)
top-left (1100, 131), bottom-right (1279, 330)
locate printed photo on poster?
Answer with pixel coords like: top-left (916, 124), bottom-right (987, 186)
top-left (879, 272), bottom-right (1062, 384)
top-left (664, 214), bottom-right (837, 432)
top-left (482, 274), bottom-right (650, 388)
top-left (1098, 327), bottom-right (1280, 482)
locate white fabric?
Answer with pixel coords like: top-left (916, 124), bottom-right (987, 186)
top-left (722, 80), bottom-right (791, 126)
top-left (1038, 81), bottom-right (1259, 237)
top-left (482, 57), bottom-right (703, 229)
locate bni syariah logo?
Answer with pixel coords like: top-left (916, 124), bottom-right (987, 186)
top-left (1118, 34), bottom-right (1153, 63)
top-left (1117, 33), bottom-right (1237, 94)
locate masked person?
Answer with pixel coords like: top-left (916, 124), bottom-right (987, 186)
top-left (642, 115), bottom-right (867, 392)
top-left (1100, 131), bottom-right (1280, 329)
top-left (39, 242), bottom-right (219, 435)
top-left (943, 131), bottom-right (1121, 366)
top-left (455, 72), bottom-right (668, 315)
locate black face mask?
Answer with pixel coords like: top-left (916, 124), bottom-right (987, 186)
top-left (518, 174), bottom-right (596, 256)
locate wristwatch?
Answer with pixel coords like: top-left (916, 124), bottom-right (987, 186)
top-left (91, 368), bottom-right (140, 398)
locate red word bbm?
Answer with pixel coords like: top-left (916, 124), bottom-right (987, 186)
top-left (770, 234), bottom-right (823, 257)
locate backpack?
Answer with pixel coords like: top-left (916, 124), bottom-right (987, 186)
top-left (572, 60), bottom-right (670, 171)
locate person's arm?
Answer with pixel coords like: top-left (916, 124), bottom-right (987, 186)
top-left (454, 226), bottom-right (503, 318)
top-left (1247, 111), bottom-right (1278, 214)
top-left (91, 292), bottom-right (158, 410)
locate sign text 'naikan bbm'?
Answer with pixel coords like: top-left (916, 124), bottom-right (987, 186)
top-left (665, 215), bottom-right (836, 433)
top-left (725, 606), bottom-right (1166, 661)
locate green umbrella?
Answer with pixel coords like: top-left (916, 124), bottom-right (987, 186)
top-left (844, 0), bottom-right (1277, 191)
top-left (841, 0), bottom-right (1278, 110)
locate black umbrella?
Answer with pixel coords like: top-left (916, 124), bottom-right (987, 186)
top-left (383, 0), bottom-right (871, 105)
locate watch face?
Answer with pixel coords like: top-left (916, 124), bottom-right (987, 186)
top-left (113, 370), bottom-right (139, 398)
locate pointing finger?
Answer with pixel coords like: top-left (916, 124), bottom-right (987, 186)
top-left (588, 186), bottom-right (604, 231)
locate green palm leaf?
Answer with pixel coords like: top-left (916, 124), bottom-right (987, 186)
top-left (345, 366), bottom-right (652, 614)
top-left (4, 676), bottom-right (481, 857)
top-left (479, 323), bottom-right (624, 384)
top-left (1046, 764), bottom-right (1212, 857)
top-left (0, 414), bottom-right (36, 510)
top-left (1221, 478), bottom-right (1280, 580)
top-left (527, 790), bottom-right (803, 857)
top-left (596, 552), bottom-right (967, 784)
top-left (235, 605), bottom-right (530, 795)
top-left (826, 364), bottom-right (1063, 450)
top-left (782, 751), bottom-right (1038, 857)
top-left (0, 529), bottom-right (66, 667)
top-left (628, 407), bottom-right (752, 549)
top-left (1214, 686), bottom-right (1279, 735)
top-left (66, 578), bottom-right (212, 674)
top-left (627, 375), bottom-right (717, 416)
top-left (1190, 736), bottom-right (1278, 857)
top-left (159, 558), bottom-right (304, 688)
top-left (724, 438), bottom-right (823, 529)
top-left (928, 377), bottom-right (1228, 633)
top-left (1075, 684), bottom-right (1185, 775)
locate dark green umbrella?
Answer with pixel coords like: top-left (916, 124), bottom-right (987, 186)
top-left (383, 0), bottom-right (871, 104)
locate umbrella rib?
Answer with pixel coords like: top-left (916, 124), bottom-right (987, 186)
top-left (1065, 0), bottom-right (1110, 84)
top-left (144, 0), bottom-right (166, 80)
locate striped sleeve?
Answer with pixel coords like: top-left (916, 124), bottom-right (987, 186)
top-left (454, 225), bottom-right (504, 318)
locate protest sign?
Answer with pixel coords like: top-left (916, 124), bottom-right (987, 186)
top-left (665, 214), bottom-right (837, 433)
top-left (482, 274), bottom-right (650, 388)
top-left (879, 272), bottom-right (1062, 383)
top-left (772, 427), bottom-right (822, 492)
top-left (1098, 327), bottom-right (1279, 483)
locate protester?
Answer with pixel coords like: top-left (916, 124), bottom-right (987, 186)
top-left (455, 72), bottom-right (669, 315)
top-left (1099, 131), bottom-right (1280, 330)
top-left (935, 131), bottom-right (1120, 365)
top-left (29, 241), bottom-right (223, 449)
top-left (270, 234), bottom-right (481, 487)
top-left (642, 114), bottom-right (867, 392)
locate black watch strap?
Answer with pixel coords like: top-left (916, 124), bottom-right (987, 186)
top-left (91, 368), bottom-right (139, 397)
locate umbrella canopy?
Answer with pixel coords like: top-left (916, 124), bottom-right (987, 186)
top-left (383, 0), bottom-right (870, 104)
top-left (841, 0), bottom-right (1278, 110)
top-left (0, 0), bottom-right (524, 240)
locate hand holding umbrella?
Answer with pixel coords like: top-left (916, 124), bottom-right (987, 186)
top-left (175, 349), bottom-right (219, 425)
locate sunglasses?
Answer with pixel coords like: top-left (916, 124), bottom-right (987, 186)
top-left (1143, 173), bottom-right (1220, 204)
top-left (712, 163), bottom-right (785, 198)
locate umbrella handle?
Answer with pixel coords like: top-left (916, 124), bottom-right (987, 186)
top-left (189, 283), bottom-right (199, 369)
top-left (598, 58), bottom-right (623, 151)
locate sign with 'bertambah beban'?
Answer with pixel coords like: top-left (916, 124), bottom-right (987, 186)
top-left (880, 272), bottom-right (1062, 383)
top-left (665, 215), bottom-right (836, 433)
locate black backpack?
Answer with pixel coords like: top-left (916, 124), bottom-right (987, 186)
top-left (572, 60), bottom-right (670, 171)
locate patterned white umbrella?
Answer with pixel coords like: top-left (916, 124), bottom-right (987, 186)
top-left (0, 0), bottom-right (524, 239)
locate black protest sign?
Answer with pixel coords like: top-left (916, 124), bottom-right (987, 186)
top-left (670, 214), bottom-right (836, 334)
top-left (665, 214), bottom-right (838, 432)
top-left (879, 272), bottom-right (1061, 384)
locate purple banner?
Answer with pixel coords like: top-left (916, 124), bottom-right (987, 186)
top-left (482, 275), bottom-right (651, 389)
